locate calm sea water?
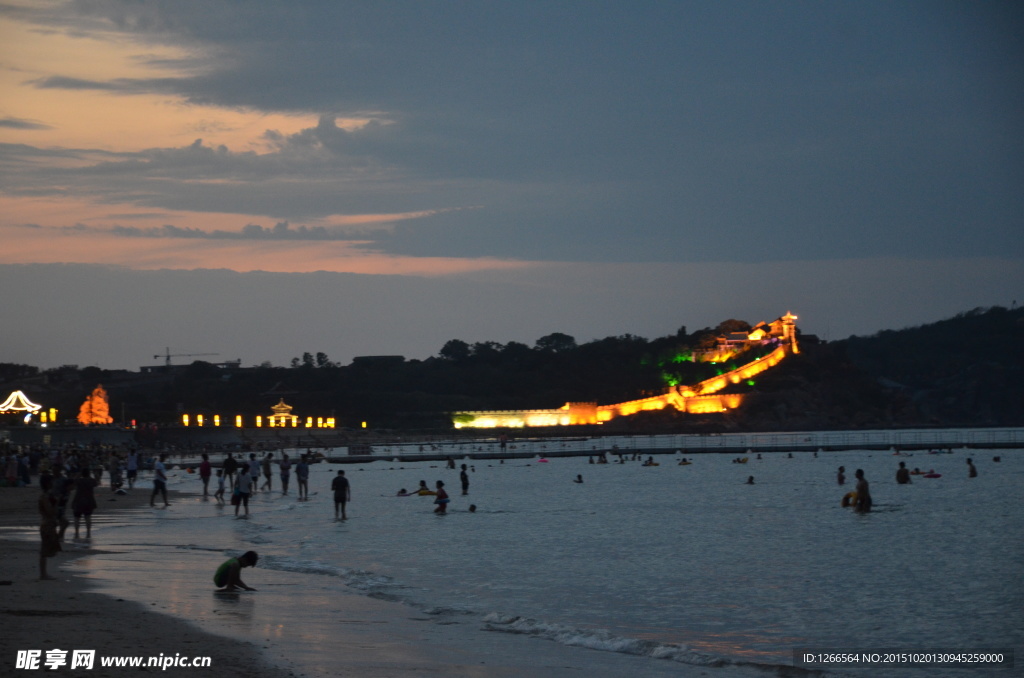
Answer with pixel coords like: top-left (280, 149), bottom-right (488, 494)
top-left (55, 442), bottom-right (1022, 677)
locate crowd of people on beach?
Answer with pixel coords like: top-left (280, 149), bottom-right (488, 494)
top-left (0, 442), bottom-right (145, 580)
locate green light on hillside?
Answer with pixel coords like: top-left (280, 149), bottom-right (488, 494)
top-left (747, 379), bottom-right (756, 386)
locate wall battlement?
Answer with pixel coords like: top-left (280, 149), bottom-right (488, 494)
top-left (454, 313), bottom-right (799, 428)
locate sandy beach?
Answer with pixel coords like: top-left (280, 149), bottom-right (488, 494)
top-left (0, 486), bottom-right (300, 678)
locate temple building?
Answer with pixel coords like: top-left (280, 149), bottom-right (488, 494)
top-left (268, 398), bottom-right (299, 427)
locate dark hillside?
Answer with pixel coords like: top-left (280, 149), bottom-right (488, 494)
top-left (839, 306), bottom-right (1024, 426)
top-left (2, 308), bottom-right (1021, 432)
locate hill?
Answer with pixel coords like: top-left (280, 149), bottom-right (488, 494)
top-left (725, 306), bottom-right (1024, 431)
top-left (1, 307), bottom-right (1022, 432)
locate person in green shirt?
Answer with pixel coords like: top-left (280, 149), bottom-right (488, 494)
top-left (214, 551), bottom-right (259, 591)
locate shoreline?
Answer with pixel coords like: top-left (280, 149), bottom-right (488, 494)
top-left (0, 485), bottom-right (297, 678)
top-left (2, 483), bottom-right (692, 678)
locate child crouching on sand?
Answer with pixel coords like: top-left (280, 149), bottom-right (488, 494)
top-left (214, 551), bottom-right (259, 591)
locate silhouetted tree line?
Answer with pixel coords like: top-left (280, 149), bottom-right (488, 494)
top-left (2, 308), bottom-right (1021, 430)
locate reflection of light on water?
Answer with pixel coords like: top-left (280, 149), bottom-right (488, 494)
top-left (211, 594), bottom-right (257, 625)
top-left (681, 630), bottom-right (805, 660)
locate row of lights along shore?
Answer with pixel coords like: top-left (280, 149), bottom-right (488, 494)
top-left (181, 415), bottom-right (337, 428)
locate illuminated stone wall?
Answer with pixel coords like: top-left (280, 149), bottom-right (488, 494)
top-left (453, 313), bottom-right (798, 429)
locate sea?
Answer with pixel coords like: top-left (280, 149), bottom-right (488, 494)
top-left (30, 438), bottom-right (1024, 677)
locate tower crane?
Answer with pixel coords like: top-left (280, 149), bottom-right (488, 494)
top-left (154, 348), bottom-right (220, 367)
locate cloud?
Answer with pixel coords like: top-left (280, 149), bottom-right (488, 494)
top-left (109, 221), bottom-right (354, 241)
top-left (2, 2), bottom-right (1022, 267)
top-left (0, 116), bottom-right (52, 130)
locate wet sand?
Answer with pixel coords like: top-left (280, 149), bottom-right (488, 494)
top-left (0, 486), bottom-right (298, 678)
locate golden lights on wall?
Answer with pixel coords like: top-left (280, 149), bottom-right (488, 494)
top-left (454, 312), bottom-right (800, 429)
top-left (181, 399), bottom-right (335, 429)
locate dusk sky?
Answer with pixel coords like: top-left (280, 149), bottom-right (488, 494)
top-left (1, 1), bottom-right (1021, 370)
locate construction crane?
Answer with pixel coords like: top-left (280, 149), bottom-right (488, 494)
top-left (154, 348), bottom-right (220, 367)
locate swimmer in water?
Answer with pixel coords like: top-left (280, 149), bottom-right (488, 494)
top-left (896, 461), bottom-right (911, 484)
top-left (746, 476), bottom-right (754, 485)
top-left (967, 458), bottom-right (977, 478)
top-left (837, 466), bottom-right (846, 486)
top-left (573, 474), bottom-right (583, 484)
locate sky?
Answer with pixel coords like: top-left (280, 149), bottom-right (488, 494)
top-left (1, 0), bottom-right (1021, 371)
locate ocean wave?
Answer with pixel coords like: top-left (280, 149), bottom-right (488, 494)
top-left (421, 604), bottom-right (477, 617)
top-left (173, 544), bottom-right (224, 552)
top-left (243, 535), bottom-right (272, 544)
top-left (482, 614), bottom-right (839, 677)
top-left (258, 555), bottom-right (408, 598)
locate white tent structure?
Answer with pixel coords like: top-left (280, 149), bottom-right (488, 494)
top-left (0, 390), bottom-right (42, 415)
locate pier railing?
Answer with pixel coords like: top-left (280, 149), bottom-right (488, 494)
top-left (160, 427), bottom-right (1023, 467)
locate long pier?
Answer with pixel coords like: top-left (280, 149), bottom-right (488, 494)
top-left (64, 426), bottom-right (1018, 468)
top-left (316, 427), bottom-right (1023, 464)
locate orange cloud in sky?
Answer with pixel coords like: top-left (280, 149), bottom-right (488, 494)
top-left (1, 8), bottom-right (371, 152)
top-left (0, 220), bottom-right (534, 276)
top-left (0, 8), bottom-right (505, 277)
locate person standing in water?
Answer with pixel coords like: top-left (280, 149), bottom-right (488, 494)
top-left (234, 468), bottom-right (252, 518)
top-left (213, 469), bottom-right (225, 504)
top-left (967, 458), bottom-right (978, 478)
top-left (434, 480), bottom-right (450, 514)
top-left (837, 466), bottom-right (846, 486)
top-left (126, 449), bottom-right (139, 490)
top-left (247, 453), bottom-right (260, 494)
top-left (332, 470), bottom-right (351, 520)
top-left (295, 454), bottom-right (310, 500)
top-left (150, 454), bottom-right (169, 508)
top-left (279, 453), bottom-right (292, 495)
top-left (896, 462), bottom-right (911, 484)
top-left (260, 453), bottom-right (274, 492)
top-left (854, 469), bottom-right (872, 513)
top-left (460, 464), bottom-right (470, 496)
top-left (71, 468), bottom-right (98, 539)
top-left (223, 452), bottom-right (238, 492)
top-left (199, 453), bottom-right (212, 496)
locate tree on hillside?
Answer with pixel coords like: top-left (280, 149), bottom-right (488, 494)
top-left (535, 332), bottom-right (577, 353)
top-left (439, 339), bottom-right (471, 362)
